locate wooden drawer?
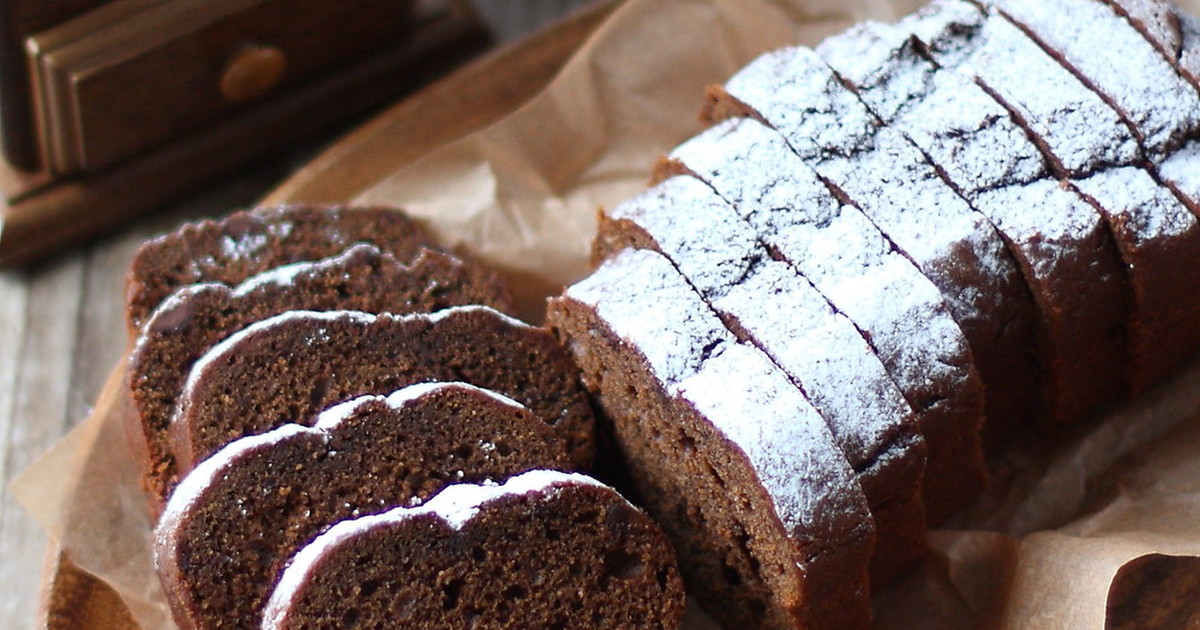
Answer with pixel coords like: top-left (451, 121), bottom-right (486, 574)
top-left (28, 0), bottom-right (417, 174)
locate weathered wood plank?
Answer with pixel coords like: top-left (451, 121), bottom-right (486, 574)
top-left (1, 255), bottom-right (85, 630)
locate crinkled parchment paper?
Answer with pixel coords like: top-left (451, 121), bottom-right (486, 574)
top-left (13, 0), bottom-right (1200, 627)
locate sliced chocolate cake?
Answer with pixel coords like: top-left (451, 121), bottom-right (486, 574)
top-left (260, 471), bottom-right (685, 630)
top-left (1071, 167), bottom-right (1200, 391)
top-left (130, 243), bottom-right (514, 509)
top-left (659, 117), bottom-right (985, 524)
top-left (549, 248), bottom-right (875, 630)
top-left (125, 204), bottom-right (433, 334)
top-left (169, 306), bottom-right (595, 472)
top-left (596, 176), bottom-right (928, 582)
top-left (708, 37), bottom-right (1043, 449)
top-left (156, 383), bottom-right (572, 630)
top-left (821, 15), bottom-right (1131, 424)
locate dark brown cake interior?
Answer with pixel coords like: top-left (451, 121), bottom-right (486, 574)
top-left (125, 204), bottom-right (432, 333)
top-left (130, 243), bottom-right (514, 509)
top-left (171, 307), bottom-right (595, 473)
top-left (264, 480), bottom-right (684, 630)
top-left (157, 384), bottom-right (572, 630)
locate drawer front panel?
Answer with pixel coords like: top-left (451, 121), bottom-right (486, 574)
top-left (34, 0), bottom-right (416, 173)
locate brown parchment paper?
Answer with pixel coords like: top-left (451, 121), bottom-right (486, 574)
top-left (12, 0), bottom-right (1200, 628)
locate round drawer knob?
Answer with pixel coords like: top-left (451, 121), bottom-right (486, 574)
top-left (220, 44), bottom-right (287, 103)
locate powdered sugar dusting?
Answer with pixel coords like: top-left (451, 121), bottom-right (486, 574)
top-left (724, 46), bottom-right (877, 159)
top-left (1074, 166), bottom-right (1198, 246)
top-left (817, 20), bottom-right (938, 124)
top-left (942, 7), bottom-right (1141, 174)
top-left (1159, 138), bottom-right (1200, 200)
top-left (609, 166), bottom-right (916, 465)
top-left (670, 117), bottom-right (971, 412)
top-left (895, 70), bottom-right (1047, 193)
top-left (973, 179), bottom-right (1105, 281)
top-left (565, 249), bottom-right (732, 385)
top-left (607, 178), bottom-right (760, 294)
top-left (426, 304), bottom-right (533, 330)
top-left (311, 383), bottom-right (528, 432)
top-left (716, 264), bottom-right (912, 466)
top-left (816, 127), bottom-right (1018, 332)
top-left (994, 0), bottom-right (1200, 158)
top-left (899, 0), bottom-right (988, 67)
top-left (229, 244), bottom-right (381, 297)
top-left (605, 171), bottom-right (912, 468)
top-left (218, 232), bottom-right (270, 262)
top-left (1178, 11), bottom-right (1200, 85)
top-left (673, 343), bottom-right (867, 542)
top-left (1106, 0), bottom-right (1183, 61)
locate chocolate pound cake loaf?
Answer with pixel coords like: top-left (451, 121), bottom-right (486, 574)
top-left (130, 243), bottom-right (514, 510)
top-left (125, 204), bottom-right (433, 334)
top-left (170, 306), bottom-right (595, 471)
top-left (260, 471), bottom-right (685, 630)
top-left (156, 383), bottom-right (572, 630)
top-left (549, 249), bottom-right (875, 630)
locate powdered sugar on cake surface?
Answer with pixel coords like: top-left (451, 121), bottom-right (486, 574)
top-left (673, 343), bottom-right (866, 541)
top-left (1159, 138), bottom-right (1200, 199)
top-left (894, 70), bottom-right (1047, 193)
top-left (607, 175), bottom-right (911, 468)
top-left (993, 0), bottom-right (1200, 158)
top-left (313, 383), bottom-right (528, 432)
top-left (723, 46), bottom-right (877, 159)
top-left (1106, 0), bottom-right (1184, 61)
top-left (816, 20), bottom-right (938, 124)
top-left (670, 118), bottom-right (971, 408)
top-left (717, 264), bottom-right (912, 465)
top-left (936, 6), bottom-right (1140, 175)
top-left (565, 248), bottom-right (868, 541)
top-left (565, 249), bottom-right (732, 385)
top-left (607, 178), bottom-right (760, 294)
top-left (900, 0), bottom-right (989, 67)
top-left (815, 128), bottom-right (1017, 331)
top-left (1074, 167), bottom-right (1198, 245)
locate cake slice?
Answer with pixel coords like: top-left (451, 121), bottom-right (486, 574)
top-left (987, 0), bottom-right (1200, 159)
top-left (261, 471), bottom-right (685, 630)
top-left (129, 243), bottom-right (514, 510)
top-left (125, 204), bottom-right (432, 334)
top-left (1072, 165), bottom-right (1200, 391)
top-left (170, 305), bottom-right (595, 472)
top-left (548, 248), bottom-right (875, 630)
top-left (156, 383), bottom-right (572, 630)
top-left (970, 181), bottom-right (1130, 422)
top-left (821, 17), bottom-right (1130, 424)
top-left (659, 117), bottom-right (985, 524)
top-left (597, 176), bottom-right (927, 582)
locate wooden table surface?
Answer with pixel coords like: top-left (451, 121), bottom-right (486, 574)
top-left (0, 3), bottom-right (593, 628)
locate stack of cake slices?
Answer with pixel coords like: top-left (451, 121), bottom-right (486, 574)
top-left (126, 205), bottom-right (684, 630)
top-left (549, 0), bottom-right (1200, 627)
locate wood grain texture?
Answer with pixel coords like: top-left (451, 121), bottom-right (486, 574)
top-left (1, 1), bottom-right (491, 268)
top-left (0, 4), bottom-right (596, 629)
